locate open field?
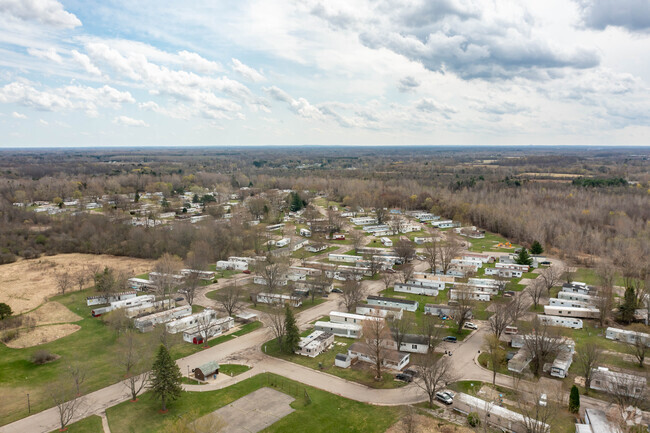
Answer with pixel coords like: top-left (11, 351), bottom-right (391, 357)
top-left (106, 373), bottom-right (401, 433)
top-left (5, 323), bottom-right (81, 349)
top-left (0, 254), bottom-right (155, 314)
top-left (25, 301), bottom-right (82, 325)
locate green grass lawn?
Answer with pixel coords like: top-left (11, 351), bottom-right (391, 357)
top-left (573, 267), bottom-right (626, 287)
top-left (249, 298), bottom-right (326, 315)
top-left (108, 372), bottom-right (400, 433)
top-left (0, 288), bottom-right (261, 426)
top-left (466, 232), bottom-right (521, 253)
top-left (48, 415), bottom-right (103, 433)
top-left (263, 337), bottom-right (406, 389)
top-left (219, 363), bottom-right (251, 377)
top-left (135, 273), bottom-right (149, 280)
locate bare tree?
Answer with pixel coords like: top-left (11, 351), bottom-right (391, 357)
top-left (256, 258), bottom-right (288, 295)
top-left (595, 284), bottom-right (614, 327)
top-left (104, 308), bottom-right (132, 336)
top-left (339, 279), bottom-right (367, 312)
top-left (603, 368), bottom-right (648, 430)
top-left (363, 253), bottom-right (381, 277)
top-left (380, 271), bottom-right (395, 291)
top-left (514, 385), bottom-right (555, 433)
top-left (49, 378), bottom-right (85, 432)
top-left (56, 271), bottom-right (72, 295)
top-left (539, 265), bottom-right (562, 294)
top-left (153, 253), bottom-right (184, 308)
top-left (350, 230), bottom-right (363, 252)
top-left (194, 309), bottom-right (219, 347)
top-left (527, 280), bottom-right (545, 309)
top-left (575, 343), bottom-right (604, 393)
top-left (439, 236), bottom-right (461, 275)
top-left (521, 317), bottom-right (563, 377)
top-left (454, 290), bottom-right (474, 333)
top-left (117, 330), bottom-right (152, 401)
top-left (394, 239), bottom-right (416, 264)
top-left (414, 355), bottom-right (457, 408)
top-left (74, 270), bottom-right (88, 292)
top-left (421, 314), bottom-right (444, 350)
top-left (400, 406), bottom-right (418, 433)
top-left (361, 317), bottom-right (392, 381)
top-left (400, 264), bottom-right (415, 284)
top-left (374, 202), bottom-right (388, 225)
top-left (563, 263), bottom-right (575, 284)
top-left (182, 271), bottom-right (201, 306)
top-left (423, 237), bottom-right (439, 274)
top-left (483, 334), bottom-right (505, 386)
top-left (266, 305), bottom-right (286, 349)
top-left (215, 285), bottom-right (243, 317)
top-left (390, 317), bottom-right (413, 350)
top-left (626, 326), bottom-right (649, 368)
top-left (508, 293), bottom-right (528, 324)
top-left (489, 301), bottom-right (514, 340)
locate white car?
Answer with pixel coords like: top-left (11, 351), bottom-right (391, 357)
top-left (539, 394), bottom-right (547, 407)
top-left (436, 391), bottom-right (454, 405)
top-left (464, 322), bottom-right (478, 330)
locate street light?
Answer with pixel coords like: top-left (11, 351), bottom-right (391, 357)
top-left (27, 393), bottom-right (30, 414)
top-left (187, 365), bottom-right (190, 378)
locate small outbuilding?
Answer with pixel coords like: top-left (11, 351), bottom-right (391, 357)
top-left (194, 361), bottom-right (220, 381)
top-left (335, 353), bottom-right (351, 368)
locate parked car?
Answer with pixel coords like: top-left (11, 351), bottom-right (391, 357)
top-left (416, 255), bottom-right (426, 261)
top-left (503, 290), bottom-right (515, 297)
top-left (539, 394), bottom-right (547, 407)
top-left (242, 270), bottom-right (251, 274)
top-left (174, 296), bottom-right (184, 302)
top-left (436, 391), bottom-right (454, 405)
top-left (540, 261), bottom-right (551, 266)
top-left (331, 288), bottom-right (343, 293)
top-left (404, 368), bottom-right (418, 377)
top-left (396, 373), bottom-right (413, 383)
top-left (443, 336), bottom-right (457, 343)
top-left (464, 322), bottom-right (478, 330)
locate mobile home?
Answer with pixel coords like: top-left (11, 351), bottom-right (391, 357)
top-left (296, 331), bottom-right (334, 357)
top-left (314, 321), bottom-right (362, 338)
top-left (367, 295), bottom-right (418, 312)
top-left (182, 316), bottom-right (234, 344)
top-left (543, 305), bottom-right (600, 319)
top-left (134, 305), bottom-right (193, 332)
top-left (87, 291), bottom-right (137, 306)
top-left (394, 282), bottom-right (440, 297)
top-left (538, 315), bottom-right (583, 329)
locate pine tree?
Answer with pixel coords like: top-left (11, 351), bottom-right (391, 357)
top-left (515, 247), bottom-right (533, 266)
top-left (619, 287), bottom-right (637, 324)
top-left (289, 192), bottom-right (304, 212)
top-left (530, 240), bottom-right (543, 255)
top-left (150, 344), bottom-right (182, 412)
top-left (192, 193), bottom-right (200, 203)
top-left (568, 385), bottom-right (580, 413)
top-left (134, 191), bottom-right (140, 203)
top-left (0, 302), bottom-right (12, 320)
top-left (283, 304), bottom-right (300, 354)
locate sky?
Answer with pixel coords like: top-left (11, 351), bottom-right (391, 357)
top-left (0, 0), bottom-right (649, 147)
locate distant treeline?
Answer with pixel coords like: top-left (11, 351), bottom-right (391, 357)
top-left (572, 177), bottom-right (628, 188)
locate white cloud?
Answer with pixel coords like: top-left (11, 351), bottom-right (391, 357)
top-left (27, 47), bottom-right (62, 63)
top-left (11, 111), bottom-right (26, 118)
top-left (0, 0), bottom-right (81, 28)
top-left (113, 115), bottom-right (149, 127)
top-left (231, 58), bottom-right (265, 82)
top-left (71, 50), bottom-right (101, 75)
top-left (178, 50), bottom-right (222, 73)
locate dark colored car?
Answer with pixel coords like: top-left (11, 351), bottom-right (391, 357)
top-left (396, 373), bottom-right (413, 383)
top-left (331, 288), bottom-right (343, 293)
top-left (403, 368), bottom-right (418, 377)
top-left (174, 296), bottom-right (184, 302)
top-left (443, 336), bottom-right (458, 343)
top-left (242, 270), bottom-right (251, 274)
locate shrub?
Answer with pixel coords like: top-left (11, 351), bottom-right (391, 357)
top-left (467, 412), bottom-right (480, 427)
top-left (569, 385), bottom-right (580, 414)
top-left (1, 329), bottom-right (19, 343)
top-left (31, 350), bottom-right (57, 365)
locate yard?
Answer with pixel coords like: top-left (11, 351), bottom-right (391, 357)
top-left (466, 232), bottom-right (521, 253)
top-left (249, 298), bottom-right (327, 315)
top-left (0, 288), bottom-right (261, 426)
top-left (106, 373), bottom-right (401, 433)
top-left (263, 337), bottom-right (407, 389)
top-left (48, 415), bottom-right (103, 433)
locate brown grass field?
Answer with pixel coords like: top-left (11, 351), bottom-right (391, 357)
top-left (5, 324), bottom-right (82, 349)
top-left (0, 253), bottom-right (155, 314)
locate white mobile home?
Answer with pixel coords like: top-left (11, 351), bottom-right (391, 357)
top-left (424, 304), bottom-right (473, 319)
top-left (134, 305), bottom-right (193, 332)
top-left (125, 300), bottom-right (171, 318)
top-left (561, 281), bottom-right (595, 295)
top-left (149, 272), bottom-right (185, 286)
top-left (484, 267), bottom-right (523, 278)
top-left (538, 315), bottom-right (583, 329)
top-left (350, 216), bottom-right (377, 226)
top-left (180, 269), bottom-right (215, 280)
top-left (355, 305), bottom-right (403, 320)
top-left (275, 238), bottom-right (290, 248)
top-left (367, 295), bottom-right (418, 312)
top-left (590, 367), bottom-right (647, 397)
top-left (385, 333), bottom-right (429, 354)
top-left (91, 295), bottom-right (156, 317)
top-left (394, 282), bottom-right (440, 297)
top-left (605, 327), bottom-right (650, 346)
top-left (305, 244), bottom-right (328, 253)
top-left (299, 228), bottom-right (312, 237)
top-left (128, 277), bottom-right (157, 291)
top-left (380, 237), bottom-right (393, 247)
top-left (182, 316), bottom-right (234, 344)
top-left (216, 260), bottom-right (248, 271)
top-left (495, 262), bottom-right (529, 272)
top-left (450, 289), bottom-right (491, 302)
top-left (557, 291), bottom-right (595, 303)
top-left (166, 309), bottom-right (217, 334)
top-left (549, 298), bottom-right (591, 309)
top-left (348, 342), bottom-right (410, 371)
top-left (255, 292), bottom-right (302, 307)
top-left (253, 276), bottom-right (289, 286)
top-left (297, 331), bottom-right (334, 357)
top-left (314, 321), bottom-right (362, 338)
top-left (330, 311), bottom-right (379, 324)
top-left (454, 393), bottom-right (550, 433)
top-left (266, 223), bottom-right (285, 231)
top-left (328, 253), bottom-right (363, 264)
top-left (543, 305), bottom-right (600, 319)
top-left (86, 291), bottom-right (137, 306)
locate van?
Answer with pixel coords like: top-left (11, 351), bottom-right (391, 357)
top-left (443, 336), bottom-right (457, 343)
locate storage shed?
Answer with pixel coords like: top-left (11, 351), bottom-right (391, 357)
top-left (194, 361), bottom-right (220, 381)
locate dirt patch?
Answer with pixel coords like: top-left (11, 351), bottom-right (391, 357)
top-left (25, 301), bottom-right (82, 326)
top-left (0, 253), bottom-right (155, 314)
top-left (385, 413), bottom-right (473, 433)
top-left (4, 324), bottom-right (81, 349)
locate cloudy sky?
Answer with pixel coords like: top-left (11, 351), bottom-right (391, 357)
top-left (0, 0), bottom-right (649, 146)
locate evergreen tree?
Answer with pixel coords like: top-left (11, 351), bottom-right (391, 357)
top-left (150, 344), bottom-right (182, 412)
top-left (0, 302), bottom-right (12, 320)
top-left (134, 191), bottom-right (140, 203)
top-left (192, 193), bottom-right (200, 203)
top-left (619, 287), bottom-right (637, 324)
top-left (283, 305), bottom-right (300, 354)
top-left (515, 247), bottom-right (533, 266)
top-left (568, 385), bottom-right (580, 413)
top-left (530, 240), bottom-right (544, 255)
top-left (289, 192), bottom-right (304, 212)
